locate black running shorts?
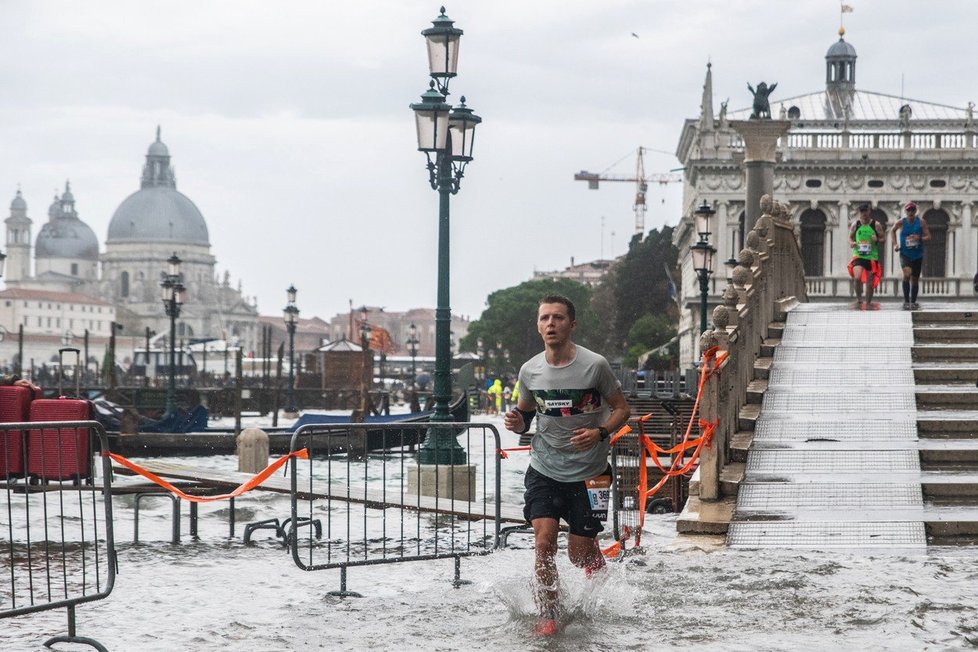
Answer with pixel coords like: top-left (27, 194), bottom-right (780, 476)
top-left (523, 465), bottom-right (608, 538)
top-left (899, 256), bottom-right (923, 278)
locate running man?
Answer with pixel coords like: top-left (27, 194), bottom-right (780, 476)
top-left (847, 203), bottom-right (886, 307)
top-left (503, 295), bottom-right (630, 636)
top-left (891, 201), bottom-right (931, 310)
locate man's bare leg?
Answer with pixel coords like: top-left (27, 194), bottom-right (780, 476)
top-left (568, 533), bottom-right (604, 575)
top-left (531, 518), bottom-right (560, 618)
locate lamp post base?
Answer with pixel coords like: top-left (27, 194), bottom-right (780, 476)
top-left (417, 424), bottom-right (467, 465)
top-left (408, 463), bottom-right (476, 501)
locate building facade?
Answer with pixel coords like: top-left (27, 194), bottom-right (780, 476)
top-left (674, 29), bottom-right (978, 366)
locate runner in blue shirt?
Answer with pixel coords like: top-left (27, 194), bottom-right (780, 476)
top-left (891, 201), bottom-right (931, 310)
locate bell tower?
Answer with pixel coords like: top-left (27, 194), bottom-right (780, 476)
top-left (4, 188), bottom-right (32, 283)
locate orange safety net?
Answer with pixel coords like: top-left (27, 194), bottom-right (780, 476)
top-left (104, 448), bottom-right (309, 503)
top-left (602, 346), bottom-right (726, 557)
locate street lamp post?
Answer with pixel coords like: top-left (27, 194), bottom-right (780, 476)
top-left (160, 253), bottom-right (185, 417)
top-left (690, 201), bottom-right (717, 335)
top-left (407, 323), bottom-right (420, 385)
top-left (284, 285), bottom-right (299, 413)
top-left (410, 7), bottom-right (481, 465)
top-left (359, 306), bottom-right (372, 416)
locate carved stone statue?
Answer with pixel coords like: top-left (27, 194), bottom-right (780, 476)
top-left (719, 99), bottom-right (729, 127)
top-left (748, 81), bottom-right (778, 119)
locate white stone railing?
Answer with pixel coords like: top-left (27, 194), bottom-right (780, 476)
top-left (806, 276), bottom-right (972, 299)
top-left (727, 130), bottom-right (976, 152)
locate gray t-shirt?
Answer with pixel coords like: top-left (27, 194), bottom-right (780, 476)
top-left (518, 345), bottom-right (620, 482)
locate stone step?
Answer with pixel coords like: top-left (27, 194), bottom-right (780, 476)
top-left (738, 404), bottom-right (760, 431)
top-left (676, 494), bottom-right (737, 535)
top-left (913, 310), bottom-right (978, 325)
top-left (730, 430), bottom-right (753, 463)
top-left (753, 356), bottom-right (773, 380)
top-left (760, 338), bottom-right (781, 358)
top-left (767, 322), bottom-right (785, 339)
top-left (914, 344), bottom-right (978, 362)
top-left (727, 521), bottom-right (925, 549)
top-left (916, 386), bottom-right (978, 409)
top-left (914, 326), bottom-right (978, 342)
top-left (746, 379), bottom-right (767, 404)
top-left (914, 364), bottom-right (978, 384)
top-left (917, 411), bottom-right (978, 438)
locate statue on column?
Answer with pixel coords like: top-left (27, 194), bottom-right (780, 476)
top-left (748, 81), bottom-right (778, 119)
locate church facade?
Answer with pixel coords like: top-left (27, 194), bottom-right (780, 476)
top-left (674, 30), bottom-right (977, 366)
top-left (2, 129), bottom-right (259, 363)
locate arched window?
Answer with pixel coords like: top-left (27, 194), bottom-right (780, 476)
top-left (120, 271), bottom-right (129, 298)
top-left (870, 208), bottom-right (889, 272)
top-left (922, 209), bottom-right (949, 277)
top-left (799, 209), bottom-right (826, 275)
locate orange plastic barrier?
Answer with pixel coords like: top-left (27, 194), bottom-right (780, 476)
top-left (105, 448), bottom-right (309, 503)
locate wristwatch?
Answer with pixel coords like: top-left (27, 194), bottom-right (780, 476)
top-left (597, 426), bottom-right (609, 441)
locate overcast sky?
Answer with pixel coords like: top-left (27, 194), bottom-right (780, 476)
top-left (0, 0), bottom-right (973, 324)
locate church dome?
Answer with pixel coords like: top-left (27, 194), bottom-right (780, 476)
top-left (10, 190), bottom-right (26, 211)
top-left (107, 186), bottom-right (210, 245)
top-left (36, 182), bottom-right (99, 260)
top-left (826, 37), bottom-right (856, 59)
top-left (36, 217), bottom-right (99, 260)
top-left (105, 127), bottom-right (210, 246)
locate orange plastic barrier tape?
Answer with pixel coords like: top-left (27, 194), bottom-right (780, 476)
top-left (497, 446), bottom-right (532, 459)
top-left (106, 448), bottom-right (309, 503)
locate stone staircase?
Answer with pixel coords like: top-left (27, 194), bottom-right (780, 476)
top-left (679, 302), bottom-right (978, 548)
top-left (912, 308), bottom-right (978, 543)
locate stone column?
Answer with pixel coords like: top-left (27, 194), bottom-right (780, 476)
top-left (961, 202), bottom-right (976, 283)
top-left (729, 120), bottom-right (791, 227)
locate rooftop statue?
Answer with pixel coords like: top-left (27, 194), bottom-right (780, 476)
top-left (748, 81), bottom-right (778, 119)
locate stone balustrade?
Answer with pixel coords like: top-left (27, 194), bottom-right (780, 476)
top-left (695, 195), bottom-right (808, 501)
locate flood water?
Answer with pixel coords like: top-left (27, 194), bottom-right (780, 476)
top-left (4, 415), bottom-right (978, 651)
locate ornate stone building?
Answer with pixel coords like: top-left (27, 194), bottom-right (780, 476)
top-left (2, 129), bottom-right (259, 357)
top-left (674, 29), bottom-right (977, 366)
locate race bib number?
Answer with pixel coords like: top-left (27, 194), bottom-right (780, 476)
top-left (585, 475), bottom-right (611, 521)
top-left (857, 242), bottom-right (872, 255)
top-left (905, 234), bottom-right (920, 248)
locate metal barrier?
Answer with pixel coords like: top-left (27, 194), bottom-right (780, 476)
top-left (288, 422), bottom-right (501, 596)
top-left (1, 420), bottom-right (116, 652)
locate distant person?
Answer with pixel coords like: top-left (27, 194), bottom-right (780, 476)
top-left (502, 383), bottom-right (513, 412)
top-left (486, 378), bottom-right (503, 415)
top-left (0, 374), bottom-right (40, 392)
top-left (892, 201), bottom-right (931, 310)
top-left (503, 295), bottom-right (630, 636)
top-left (847, 203), bottom-right (886, 308)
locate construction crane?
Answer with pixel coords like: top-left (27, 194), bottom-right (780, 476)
top-left (574, 146), bottom-right (683, 234)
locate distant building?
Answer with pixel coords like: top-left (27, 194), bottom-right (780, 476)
top-left (1, 128), bottom-right (260, 363)
top-left (674, 28), bottom-right (978, 366)
top-left (533, 257), bottom-right (614, 286)
top-left (324, 306), bottom-right (470, 358)
top-left (0, 287), bottom-right (116, 369)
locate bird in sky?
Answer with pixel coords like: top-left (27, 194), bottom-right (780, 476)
top-left (631, 32), bottom-right (639, 38)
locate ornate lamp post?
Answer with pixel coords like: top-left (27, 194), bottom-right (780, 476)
top-left (283, 285), bottom-right (299, 414)
top-left (476, 336), bottom-right (484, 383)
top-left (410, 7), bottom-right (481, 465)
top-left (407, 323), bottom-right (420, 384)
top-left (160, 253), bottom-right (185, 416)
top-left (690, 201), bottom-right (717, 335)
top-left (359, 306), bottom-right (372, 415)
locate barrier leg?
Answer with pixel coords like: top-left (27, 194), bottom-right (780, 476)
top-left (43, 605), bottom-right (109, 652)
top-left (452, 555), bottom-right (472, 589)
top-left (327, 567), bottom-right (363, 599)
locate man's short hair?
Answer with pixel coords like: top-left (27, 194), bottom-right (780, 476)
top-left (857, 203), bottom-right (871, 212)
top-left (539, 294), bottom-right (576, 321)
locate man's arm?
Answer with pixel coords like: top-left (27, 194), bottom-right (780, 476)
top-left (848, 221), bottom-right (857, 246)
top-left (922, 218), bottom-right (932, 242)
top-left (892, 220), bottom-right (902, 250)
top-left (503, 396), bottom-right (536, 434)
top-left (569, 388), bottom-right (631, 452)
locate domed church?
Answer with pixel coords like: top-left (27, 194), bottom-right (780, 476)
top-left (3, 128), bottom-right (259, 350)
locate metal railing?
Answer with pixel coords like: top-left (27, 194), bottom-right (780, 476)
top-left (1, 421), bottom-right (116, 652)
top-left (288, 422), bottom-right (502, 596)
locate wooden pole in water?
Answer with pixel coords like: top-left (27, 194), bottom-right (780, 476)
top-left (234, 348), bottom-right (243, 437)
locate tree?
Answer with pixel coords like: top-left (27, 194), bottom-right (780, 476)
top-left (460, 278), bottom-right (598, 373)
top-left (622, 314), bottom-right (677, 368)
